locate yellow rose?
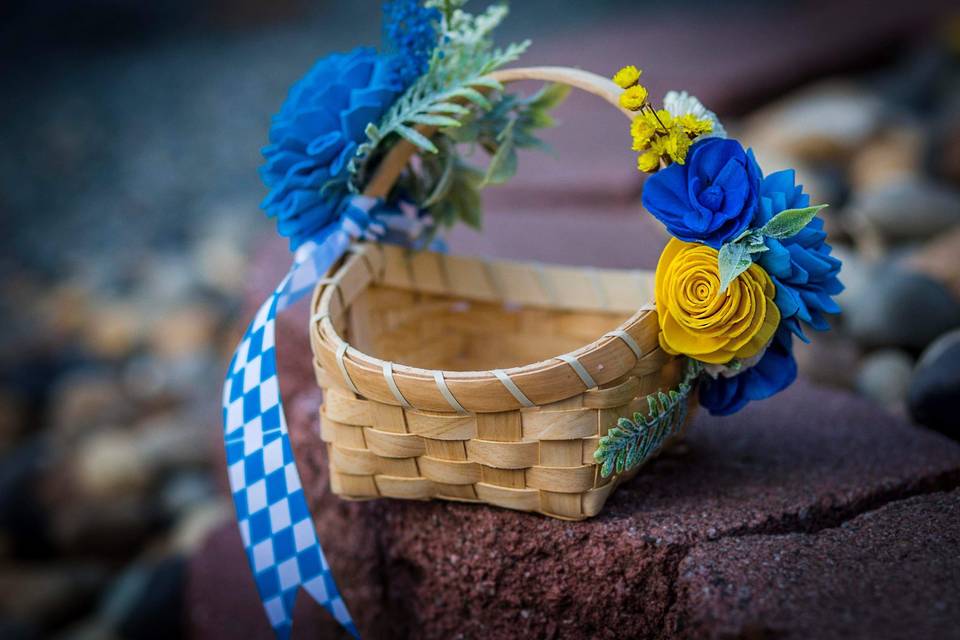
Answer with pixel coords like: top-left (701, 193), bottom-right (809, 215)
top-left (654, 238), bottom-right (780, 365)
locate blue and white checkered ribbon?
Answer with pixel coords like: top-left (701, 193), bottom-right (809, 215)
top-left (222, 196), bottom-right (431, 639)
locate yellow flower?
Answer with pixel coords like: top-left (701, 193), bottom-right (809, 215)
top-left (631, 117), bottom-right (656, 151)
top-left (663, 128), bottom-right (692, 164)
top-left (612, 65), bottom-right (642, 89)
top-left (619, 84), bottom-right (648, 111)
top-left (638, 150), bottom-right (661, 172)
top-left (654, 238), bottom-right (780, 365)
top-left (647, 108), bottom-right (673, 129)
top-left (637, 135), bottom-right (667, 172)
top-left (678, 114), bottom-right (714, 137)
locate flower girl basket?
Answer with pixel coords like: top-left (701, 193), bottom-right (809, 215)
top-left (309, 66), bottom-right (694, 521)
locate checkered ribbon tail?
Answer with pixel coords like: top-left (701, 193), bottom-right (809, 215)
top-left (223, 276), bottom-right (357, 639)
top-left (221, 197), bottom-right (433, 639)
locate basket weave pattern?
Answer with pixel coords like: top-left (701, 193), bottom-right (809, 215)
top-left (310, 244), bottom-right (688, 520)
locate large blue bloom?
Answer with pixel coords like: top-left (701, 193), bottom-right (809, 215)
top-left (699, 327), bottom-right (797, 416)
top-left (755, 170), bottom-right (843, 341)
top-left (260, 48), bottom-right (403, 249)
top-left (642, 138), bottom-right (762, 249)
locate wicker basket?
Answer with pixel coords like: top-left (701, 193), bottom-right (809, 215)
top-left (308, 67), bottom-right (695, 521)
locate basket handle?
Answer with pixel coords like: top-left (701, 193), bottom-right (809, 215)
top-left (362, 66), bottom-right (633, 199)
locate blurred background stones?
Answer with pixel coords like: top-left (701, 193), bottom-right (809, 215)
top-left (0, 0), bottom-right (959, 637)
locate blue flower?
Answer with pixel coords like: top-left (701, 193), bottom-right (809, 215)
top-left (382, 0), bottom-right (441, 87)
top-left (260, 48), bottom-right (403, 249)
top-left (755, 170), bottom-right (843, 341)
top-left (642, 137), bottom-right (762, 249)
top-left (699, 327), bottom-right (797, 416)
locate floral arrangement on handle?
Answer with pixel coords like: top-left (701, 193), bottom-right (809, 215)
top-left (595, 66), bottom-right (843, 477)
top-left (260, 0), bottom-right (567, 252)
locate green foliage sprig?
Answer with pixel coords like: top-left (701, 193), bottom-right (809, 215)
top-left (412, 82), bottom-right (568, 228)
top-left (593, 359), bottom-right (702, 478)
top-left (717, 204), bottom-right (828, 293)
top-left (347, 3), bottom-right (529, 187)
top-left (357, 40), bottom-right (530, 160)
top-left (447, 82), bottom-right (570, 186)
top-left (340, 1), bottom-right (567, 232)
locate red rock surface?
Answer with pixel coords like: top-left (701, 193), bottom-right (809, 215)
top-left (189, 339), bottom-right (960, 638)
top-left (190, 233), bottom-right (960, 639)
top-left (669, 490), bottom-right (960, 639)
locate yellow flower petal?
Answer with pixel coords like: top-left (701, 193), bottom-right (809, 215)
top-left (678, 114), bottom-right (714, 136)
top-left (664, 127), bottom-right (692, 165)
top-left (619, 84), bottom-right (649, 111)
top-left (631, 117), bottom-right (656, 151)
top-left (653, 238), bottom-right (780, 365)
top-left (612, 65), bottom-right (642, 89)
top-left (637, 151), bottom-right (660, 173)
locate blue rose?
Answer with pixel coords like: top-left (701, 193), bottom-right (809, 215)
top-left (699, 327), bottom-right (797, 416)
top-left (260, 48), bottom-right (403, 249)
top-left (755, 170), bottom-right (843, 341)
top-left (642, 138), bottom-right (762, 249)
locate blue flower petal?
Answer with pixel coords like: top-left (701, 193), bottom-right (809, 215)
top-left (305, 131), bottom-right (344, 163)
top-left (259, 47), bottom-right (402, 249)
top-left (699, 327), bottom-right (797, 415)
top-left (643, 138), bottom-right (760, 248)
top-left (341, 102), bottom-right (386, 142)
top-left (756, 169), bottom-right (842, 340)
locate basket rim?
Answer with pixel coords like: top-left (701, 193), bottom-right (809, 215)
top-left (309, 243), bottom-right (672, 413)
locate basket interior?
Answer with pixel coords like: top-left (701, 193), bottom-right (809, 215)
top-left (346, 284), bottom-right (632, 372)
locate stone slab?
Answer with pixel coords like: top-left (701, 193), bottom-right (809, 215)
top-left (668, 490), bottom-right (960, 639)
top-left (188, 233), bottom-right (960, 638)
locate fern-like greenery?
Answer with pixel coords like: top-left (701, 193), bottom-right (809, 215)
top-left (332, 1), bottom-right (568, 233)
top-left (594, 359), bottom-right (703, 478)
top-left (339, 1), bottom-right (569, 234)
top-left (347, 3), bottom-right (529, 186)
top-left (448, 82), bottom-right (570, 186)
top-left (412, 82), bottom-right (569, 229)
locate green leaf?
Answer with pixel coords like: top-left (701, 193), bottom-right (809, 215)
top-left (408, 114), bottom-right (463, 128)
top-left (483, 122), bottom-right (517, 185)
top-left (717, 241), bottom-right (753, 294)
top-left (601, 456), bottom-right (614, 479)
top-left (422, 151), bottom-right (456, 208)
top-left (471, 76), bottom-right (505, 91)
top-left (394, 124), bottom-right (439, 154)
top-left (432, 161), bottom-right (484, 230)
top-left (527, 83), bottom-right (571, 111)
top-left (443, 87), bottom-right (493, 110)
top-left (594, 358), bottom-right (701, 478)
top-left (428, 102), bottom-right (471, 116)
top-left (456, 185), bottom-right (483, 228)
top-left (364, 122), bottom-right (382, 143)
top-left (760, 204), bottom-right (828, 239)
top-left (527, 109), bottom-right (557, 130)
top-left (444, 120), bottom-right (481, 144)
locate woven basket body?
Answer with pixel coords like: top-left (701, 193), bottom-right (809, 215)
top-left (308, 67), bottom-right (695, 521)
top-left (310, 244), bottom-right (691, 520)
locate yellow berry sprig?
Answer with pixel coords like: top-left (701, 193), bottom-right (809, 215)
top-left (612, 65), bottom-right (714, 173)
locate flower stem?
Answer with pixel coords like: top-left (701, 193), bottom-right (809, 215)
top-left (645, 104), bottom-right (670, 134)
